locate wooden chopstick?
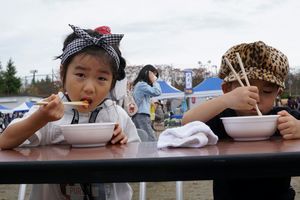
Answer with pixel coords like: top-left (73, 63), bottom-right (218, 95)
top-left (235, 53), bottom-right (262, 116)
top-left (224, 54), bottom-right (262, 116)
top-left (236, 53), bottom-right (251, 86)
top-left (35, 101), bottom-right (89, 106)
top-left (224, 57), bottom-right (245, 87)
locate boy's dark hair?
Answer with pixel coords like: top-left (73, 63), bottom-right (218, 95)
top-left (58, 29), bottom-right (126, 90)
top-left (133, 64), bottom-right (159, 86)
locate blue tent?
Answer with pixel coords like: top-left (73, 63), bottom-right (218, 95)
top-left (13, 101), bottom-right (34, 112)
top-left (0, 105), bottom-right (12, 113)
top-left (187, 77), bottom-right (223, 98)
top-left (154, 80), bottom-right (184, 99)
top-left (0, 105), bottom-right (10, 110)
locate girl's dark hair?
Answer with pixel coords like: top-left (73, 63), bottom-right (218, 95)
top-left (133, 64), bottom-right (159, 86)
top-left (58, 29), bottom-right (126, 90)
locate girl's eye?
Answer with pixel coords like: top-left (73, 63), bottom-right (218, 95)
top-left (75, 73), bottom-right (85, 78)
top-left (98, 77), bottom-right (107, 81)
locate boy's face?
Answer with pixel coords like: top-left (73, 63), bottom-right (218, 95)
top-left (226, 80), bottom-right (280, 116)
top-left (64, 53), bottom-right (113, 113)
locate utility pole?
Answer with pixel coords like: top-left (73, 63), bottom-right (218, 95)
top-left (30, 69), bottom-right (38, 84)
top-left (51, 68), bottom-right (54, 82)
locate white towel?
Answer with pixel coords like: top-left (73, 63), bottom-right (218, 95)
top-left (157, 121), bottom-right (218, 148)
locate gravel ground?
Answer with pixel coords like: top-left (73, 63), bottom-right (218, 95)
top-left (0, 181), bottom-right (212, 200)
top-left (2, 178), bottom-right (300, 200)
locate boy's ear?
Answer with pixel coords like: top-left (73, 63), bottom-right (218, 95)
top-left (277, 88), bottom-right (283, 96)
top-left (221, 82), bottom-right (231, 93)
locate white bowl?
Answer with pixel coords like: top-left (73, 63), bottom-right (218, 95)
top-left (60, 122), bottom-right (115, 147)
top-left (220, 115), bottom-right (279, 141)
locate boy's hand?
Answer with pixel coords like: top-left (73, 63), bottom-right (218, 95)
top-left (38, 94), bottom-right (64, 122)
top-left (224, 86), bottom-right (259, 111)
top-left (277, 110), bottom-right (300, 139)
top-left (110, 123), bottom-right (128, 144)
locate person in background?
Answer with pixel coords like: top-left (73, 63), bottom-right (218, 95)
top-left (0, 24), bottom-right (140, 200)
top-left (154, 100), bottom-right (165, 123)
top-left (287, 96), bottom-right (297, 110)
top-left (182, 41), bottom-right (300, 200)
top-left (152, 100), bottom-right (165, 131)
top-left (296, 96), bottom-right (300, 110)
top-left (150, 100), bottom-right (156, 121)
top-left (132, 64), bottom-right (161, 141)
top-left (94, 25), bottom-right (128, 107)
top-left (0, 113), bottom-right (4, 133)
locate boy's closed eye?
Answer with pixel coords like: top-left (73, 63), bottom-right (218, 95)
top-left (263, 90), bottom-right (273, 94)
top-left (262, 86), bottom-right (278, 94)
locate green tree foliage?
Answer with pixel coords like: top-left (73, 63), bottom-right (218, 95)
top-left (25, 75), bottom-right (61, 97)
top-left (0, 61), bottom-right (5, 93)
top-left (0, 59), bottom-right (22, 95)
top-left (174, 68), bottom-right (206, 91)
top-left (283, 71), bottom-right (300, 98)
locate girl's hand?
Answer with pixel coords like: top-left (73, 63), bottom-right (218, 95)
top-left (223, 86), bottom-right (259, 111)
top-left (38, 94), bottom-right (64, 122)
top-left (277, 110), bottom-right (300, 139)
top-left (110, 123), bottom-right (128, 144)
top-left (148, 71), bottom-right (157, 83)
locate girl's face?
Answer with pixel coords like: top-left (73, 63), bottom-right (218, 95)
top-left (228, 79), bottom-right (280, 116)
top-left (64, 53), bottom-right (113, 113)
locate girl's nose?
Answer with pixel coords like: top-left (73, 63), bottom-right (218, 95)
top-left (83, 80), bottom-right (95, 94)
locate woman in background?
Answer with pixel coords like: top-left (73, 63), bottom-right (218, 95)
top-left (132, 65), bottom-right (161, 141)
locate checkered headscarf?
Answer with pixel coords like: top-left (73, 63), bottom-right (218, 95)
top-left (60, 24), bottom-right (123, 68)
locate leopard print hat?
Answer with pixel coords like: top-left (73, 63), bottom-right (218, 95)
top-left (218, 41), bottom-right (289, 89)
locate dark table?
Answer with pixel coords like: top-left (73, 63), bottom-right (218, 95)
top-left (1, 138), bottom-right (300, 183)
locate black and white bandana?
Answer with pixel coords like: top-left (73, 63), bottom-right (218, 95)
top-left (60, 24), bottom-right (123, 69)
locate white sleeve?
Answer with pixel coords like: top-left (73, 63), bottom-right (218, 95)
top-left (8, 106), bottom-right (43, 147)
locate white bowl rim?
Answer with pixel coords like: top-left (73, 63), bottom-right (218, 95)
top-left (220, 115), bottom-right (279, 120)
top-left (60, 122), bottom-right (116, 128)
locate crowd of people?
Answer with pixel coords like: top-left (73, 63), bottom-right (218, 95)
top-left (0, 112), bottom-right (25, 133)
top-left (287, 96), bottom-right (300, 110)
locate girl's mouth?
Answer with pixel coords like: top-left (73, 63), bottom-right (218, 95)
top-left (80, 98), bottom-right (93, 108)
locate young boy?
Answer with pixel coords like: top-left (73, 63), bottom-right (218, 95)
top-left (182, 41), bottom-right (300, 200)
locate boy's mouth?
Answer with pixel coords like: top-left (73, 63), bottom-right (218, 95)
top-left (249, 108), bottom-right (262, 115)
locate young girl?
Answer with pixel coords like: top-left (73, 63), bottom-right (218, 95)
top-left (183, 41), bottom-right (300, 200)
top-left (132, 65), bottom-right (161, 141)
top-left (0, 24), bottom-right (140, 200)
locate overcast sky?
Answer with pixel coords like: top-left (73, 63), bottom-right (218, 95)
top-left (0, 0), bottom-right (299, 78)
